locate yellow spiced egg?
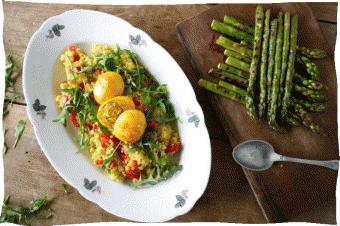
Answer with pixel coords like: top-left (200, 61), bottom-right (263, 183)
top-left (93, 71), bottom-right (124, 104)
top-left (97, 96), bottom-right (135, 130)
top-left (109, 96), bottom-right (135, 110)
top-left (113, 110), bottom-right (147, 144)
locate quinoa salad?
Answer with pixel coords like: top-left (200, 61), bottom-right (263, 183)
top-left (54, 44), bottom-right (182, 187)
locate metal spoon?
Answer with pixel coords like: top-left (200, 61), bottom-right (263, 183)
top-left (232, 140), bottom-right (339, 171)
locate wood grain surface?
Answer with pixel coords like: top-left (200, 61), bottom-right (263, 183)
top-left (2, 2), bottom-right (337, 224)
top-left (176, 3), bottom-right (338, 223)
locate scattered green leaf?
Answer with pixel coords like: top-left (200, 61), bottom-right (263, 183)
top-left (3, 55), bottom-right (23, 117)
top-left (60, 183), bottom-right (68, 194)
top-left (13, 120), bottom-right (26, 148)
top-left (0, 195), bottom-right (53, 225)
top-left (3, 129), bottom-right (8, 154)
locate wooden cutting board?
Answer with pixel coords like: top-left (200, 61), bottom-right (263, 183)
top-left (176, 3), bottom-right (338, 223)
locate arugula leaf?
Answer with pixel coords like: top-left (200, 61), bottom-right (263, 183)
top-left (29, 196), bottom-right (48, 214)
top-left (0, 214), bottom-right (19, 223)
top-left (71, 87), bottom-right (83, 108)
top-left (157, 99), bottom-right (167, 113)
top-left (53, 105), bottom-right (73, 127)
top-left (1, 196), bottom-right (52, 225)
top-left (102, 155), bottom-right (114, 170)
top-left (140, 92), bottom-right (151, 105)
top-left (156, 84), bottom-right (168, 95)
top-left (61, 183), bottom-right (68, 194)
top-left (5, 56), bottom-right (16, 91)
top-left (95, 54), bottom-right (117, 71)
top-left (45, 208), bottom-right (54, 219)
top-left (13, 120), bottom-right (26, 148)
top-left (144, 141), bottom-right (171, 169)
top-left (78, 64), bottom-right (97, 73)
top-left (3, 128), bottom-right (8, 154)
top-left (153, 116), bottom-right (178, 124)
top-left (3, 55), bottom-right (22, 117)
top-left (101, 143), bottom-right (121, 170)
top-left (131, 164), bottom-right (182, 188)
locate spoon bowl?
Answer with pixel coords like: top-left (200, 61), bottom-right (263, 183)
top-left (232, 140), bottom-right (339, 171)
top-left (232, 140), bottom-right (276, 171)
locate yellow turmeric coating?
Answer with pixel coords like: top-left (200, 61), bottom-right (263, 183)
top-left (97, 96), bottom-right (135, 130)
top-left (93, 71), bottom-right (125, 104)
top-left (113, 110), bottom-right (147, 144)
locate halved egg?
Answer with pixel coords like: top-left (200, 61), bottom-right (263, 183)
top-left (93, 71), bottom-right (124, 104)
top-left (113, 110), bottom-right (147, 144)
top-left (97, 96), bottom-right (135, 130)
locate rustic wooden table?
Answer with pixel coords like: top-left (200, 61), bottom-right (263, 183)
top-left (3, 2), bottom-right (337, 224)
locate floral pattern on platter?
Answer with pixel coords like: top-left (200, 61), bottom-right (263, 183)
top-left (175, 190), bottom-right (188, 208)
top-left (32, 99), bottom-right (47, 119)
top-left (46, 24), bottom-right (65, 39)
top-left (129, 34), bottom-right (146, 47)
top-left (186, 109), bottom-right (200, 128)
top-left (84, 178), bottom-right (101, 193)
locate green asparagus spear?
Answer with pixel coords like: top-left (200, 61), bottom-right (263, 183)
top-left (209, 68), bottom-right (248, 86)
top-left (211, 20), bottom-right (254, 44)
top-left (216, 64), bottom-right (325, 100)
top-left (281, 15), bottom-right (298, 118)
top-left (240, 40), bottom-right (252, 49)
top-left (296, 55), bottom-right (320, 80)
top-left (278, 12), bottom-right (291, 109)
top-left (246, 5), bottom-right (264, 120)
top-left (269, 12), bottom-right (283, 128)
top-left (215, 15), bottom-right (326, 60)
top-left (198, 79), bottom-right (244, 103)
top-left (294, 73), bottom-right (323, 90)
top-left (292, 100), bottom-right (324, 134)
top-left (297, 46), bottom-right (327, 59)
top-left (285, 112), bottom-right (302, 127)
top-left (223, 15), bottom-right (255, 35)
top-left (218, 63), bottom-right (249, 78)
top-left (224, 49), bottom-right (251, 63)
top-left (219, 62), bottom-right (324, 98)
top-left (267, 19), bottom-right (278, 117)
top-left (217, 36), bottom-right (323, 92)
top-left (218, 80), bottom-right (247, 96)
top-left (199, 78), bottom-right (302, 128)
top-left (293, 84), bottom-right (326, 102)
top-left (219, 41), bottom-right (323, 91)
top-left (258, 9), bottom-right (271, 118)
top-left (225, 56), bottom-right (250, 73)
top-left (215, 36), bottom-right (253, 58)
top-left (293, 99), bottom-right (327, 112)
top-left (218, 46), bottom-right (326, 105)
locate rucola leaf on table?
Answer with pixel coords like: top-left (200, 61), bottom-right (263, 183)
top-left (13, 120), bottom-right (26, 148)
top-left (0, 195), bottom-right (53, 224)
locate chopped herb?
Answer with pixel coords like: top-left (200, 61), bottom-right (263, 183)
top-left (102, 142), bottom-right (121, 170)
top-left (3, 129), bottom-right (8, 154)
top-left (131, 165), bottom-right (182, 188)
top-left (60, 183), bottom-right (68, 194)
top-left (0, 195), bottom-right (53, 225)
top-left (13, 120), bottom-right (26, 148)
top-left (140, 92), bottom-right (151, 105)
top-left (54, 86), bottom-right (98, 149)
top-left (153, 116), bottom-right (178, 123)
top-left (53, 105), bottom-right (72, 127)
top-left (3, 55), bottom-right (23, 117)
top-left (157, 99), bottom-right (167, 113)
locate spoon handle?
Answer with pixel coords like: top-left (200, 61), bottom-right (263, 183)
top-left (278, 156), bottom-right (339, 171)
